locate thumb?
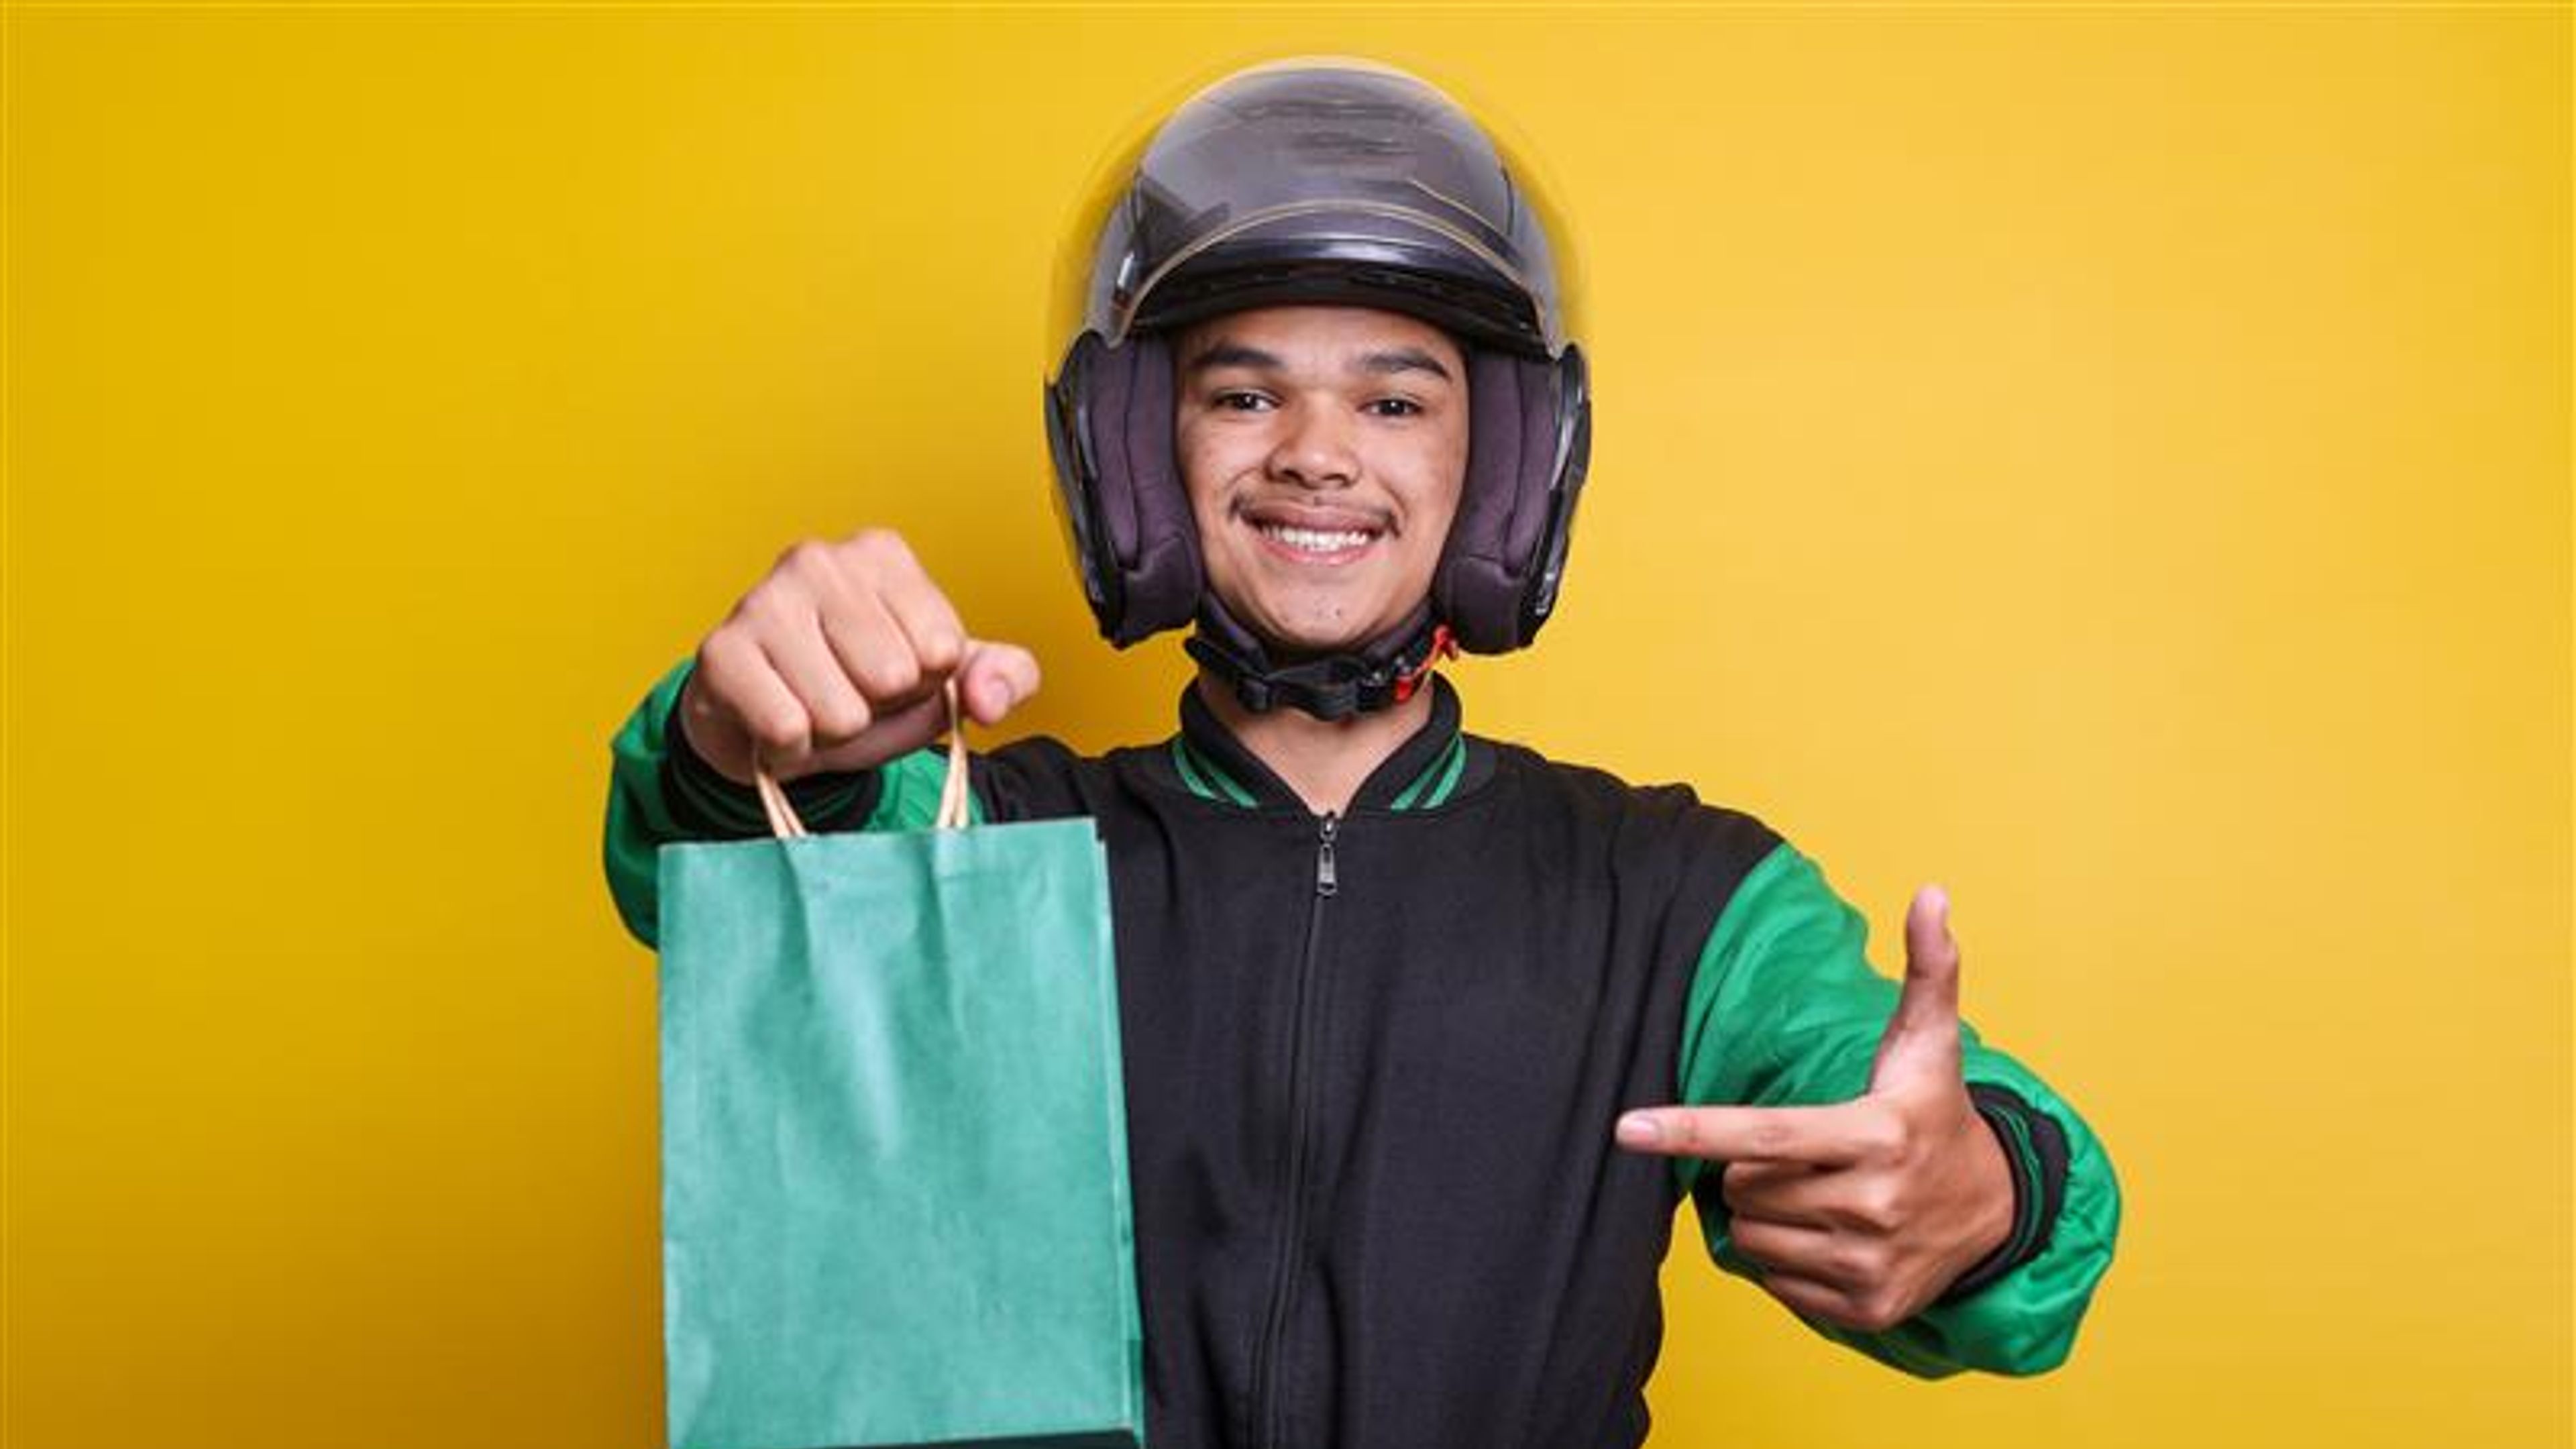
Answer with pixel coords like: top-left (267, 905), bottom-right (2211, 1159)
top-left (1869, 883), bottom-right (1964, 1090)
top-left (955, 639), bottom-right (1041, 727)
top-left (806, 639), bottom-right (1039, 773)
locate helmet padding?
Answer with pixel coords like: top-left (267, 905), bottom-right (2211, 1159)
top-left (1438, 348), bottom-right (1573, 653)
top-left (1067, 332), bottom-right (1199, 645)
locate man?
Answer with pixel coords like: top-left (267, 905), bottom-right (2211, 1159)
top-left (604, 58), bottom-right (2118, 1447)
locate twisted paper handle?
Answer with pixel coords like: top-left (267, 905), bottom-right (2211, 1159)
top-left (751, 677), bottom-right (970, 839)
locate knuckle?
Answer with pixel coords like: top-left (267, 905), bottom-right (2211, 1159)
top-left (749, 704), bottom-right (809, 753)
top-left (865, 648), bottom-right (923, 699)
top-left (1852, 1295), bottom-right (1907, 1332)
top-left (1858, 1109), bottom-right (1910, 1159)
top-left (1774, 1280), bottom-right (1844, 1325)
top-left (695, 626), bottom-right (741, 674)
top-left (696, 629), bottom-right (759, 693)
top-left (773, 540), bottom-right (840, 593)
top-left (914, 627), bottom-right (965, 672)
top-left (738, 578), bottom-right (798, 625)
top-left (806, 694), bottom-right (872, 744)
top-left (1850, 1183), bottom-right (1906, 1233)
top-left (846, 527), bottom-right (912, 566)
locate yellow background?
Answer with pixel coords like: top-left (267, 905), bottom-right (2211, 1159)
top-left (6, 6), bottom-right (2567, 1447)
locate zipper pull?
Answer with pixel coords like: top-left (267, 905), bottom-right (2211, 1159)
top-left (1316, 813), bottom-right (1339, 898)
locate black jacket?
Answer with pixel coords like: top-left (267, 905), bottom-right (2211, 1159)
top-left (604, 661), bottom-right (2122, 1447)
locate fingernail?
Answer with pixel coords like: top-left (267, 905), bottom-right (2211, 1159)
top-left (1616, 1112), bottom-right (1662, 1147)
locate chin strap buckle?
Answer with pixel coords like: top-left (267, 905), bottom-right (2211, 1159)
top-left (1389, 623), bottom-right (1459, 705)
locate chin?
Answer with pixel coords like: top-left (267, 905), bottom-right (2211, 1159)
top-left (1209, 564), bottom-right (1424, 660)
top-left (1262, 633), bottom-right (1370, 663)
top-left (1236, 605), bottom-right (1403, 661)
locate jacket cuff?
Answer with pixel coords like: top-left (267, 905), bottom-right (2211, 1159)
top-left (1935, 1081), bottom-right (2071, 1306)
top-left (661, 687), bottom-right (881, 837)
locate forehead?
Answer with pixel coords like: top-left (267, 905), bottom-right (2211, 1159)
top-left (1176, 305), bottom-right (1465, 372)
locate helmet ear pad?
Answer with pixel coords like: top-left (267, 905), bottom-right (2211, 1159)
top-left (1058, 331), bottom-right (1203, 646)
top-left (1434, 348), bottom-right (1590, 653)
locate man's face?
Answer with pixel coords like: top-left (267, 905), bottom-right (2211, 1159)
top-left (1173, 305), bottom-right (1469, 659)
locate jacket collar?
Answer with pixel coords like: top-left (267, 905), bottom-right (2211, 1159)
top-left (1171, 672), bottom-right (1480, 813)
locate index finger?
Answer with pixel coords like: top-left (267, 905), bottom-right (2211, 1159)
top-left (1613, 1102), bottom-right (1891, 1166)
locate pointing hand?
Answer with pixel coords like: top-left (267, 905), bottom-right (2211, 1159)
top-left (1615, 885), bottom-right (2013, 1332)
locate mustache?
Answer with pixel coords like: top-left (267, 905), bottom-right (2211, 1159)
top-left (1230, 495), bottom-right (1399, 535)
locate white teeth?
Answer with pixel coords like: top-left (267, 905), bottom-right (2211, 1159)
top-left (1258, 523), bottom-right (1375, 553)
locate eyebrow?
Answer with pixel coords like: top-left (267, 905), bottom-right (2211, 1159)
top-left (1183, 340), bottom-right (1456, 384)
top-left (1184, 341), bottom-right (1286, 375)
top-left (1358, 347), bottom-right (1454, 383)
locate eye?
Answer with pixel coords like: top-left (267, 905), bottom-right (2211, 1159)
top-left (1364, 397), bottom-right (1424, 419)
top-left (1212, 390), bottom-right (1274, 413)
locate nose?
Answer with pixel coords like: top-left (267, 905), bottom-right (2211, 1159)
top-left (1264, 399), bottom-right (1358, 490)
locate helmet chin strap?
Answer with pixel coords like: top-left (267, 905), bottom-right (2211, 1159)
top-left (1184, 597), bottom-right (1459, 722)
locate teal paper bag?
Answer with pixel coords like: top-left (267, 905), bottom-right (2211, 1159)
top-left (655, 743), bottom-right (1142, 1449)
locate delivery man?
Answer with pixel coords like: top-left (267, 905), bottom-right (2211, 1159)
top-left (604, 56), bottom-right (2119, 1448)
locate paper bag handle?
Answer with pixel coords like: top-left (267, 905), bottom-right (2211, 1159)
top-left (751, 677), bottom-right (971, 839)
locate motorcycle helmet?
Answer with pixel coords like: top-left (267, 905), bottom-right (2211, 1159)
top-left (1043, 56), bottom-right (1591, 719)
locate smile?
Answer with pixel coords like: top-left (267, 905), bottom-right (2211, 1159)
top-left (1238, 500), bottom-right (1393, 566)
top-left (1257, 523), bottom-right (1379, 556)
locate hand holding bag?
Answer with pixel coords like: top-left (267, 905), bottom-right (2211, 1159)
top-left (656, 689), bottom-right (1144, 1448)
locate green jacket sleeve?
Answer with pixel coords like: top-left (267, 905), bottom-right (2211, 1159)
top-left (1674, 838), bottom-right (2121, 1377)
top-left (601, 655), bottom-right (972, 949)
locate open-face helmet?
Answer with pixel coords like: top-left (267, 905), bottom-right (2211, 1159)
top-left (1044, 57), bottom-right (1591, 719)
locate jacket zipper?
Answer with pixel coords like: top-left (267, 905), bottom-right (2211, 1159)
top-left (1250, 811), bottom-right (1336, 1449)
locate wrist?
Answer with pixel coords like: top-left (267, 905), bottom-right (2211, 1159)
top-left (1960, 1111), bottom-right (2017, 1267)
top-left (1930, 1083), bottom-right (2063, 1307)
